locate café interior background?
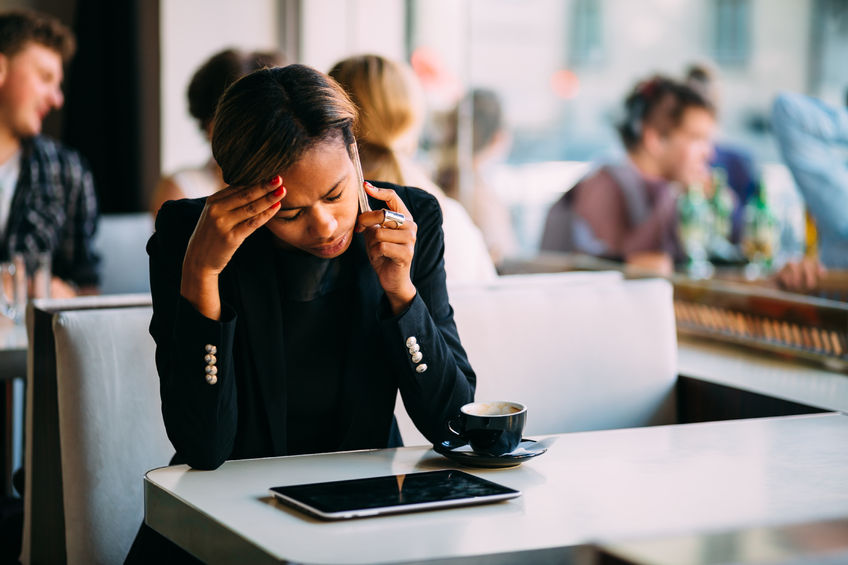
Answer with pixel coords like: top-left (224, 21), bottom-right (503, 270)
top-left (3, 0), bottom-right (847, 254)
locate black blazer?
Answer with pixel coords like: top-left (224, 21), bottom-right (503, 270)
top-left (148, 181), bottom-right (476, 470)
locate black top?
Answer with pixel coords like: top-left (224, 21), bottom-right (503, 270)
top-left (277, 247), bottom-right (353, 455)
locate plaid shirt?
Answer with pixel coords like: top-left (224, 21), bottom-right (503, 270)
top-left (2, 136), bottom-right (100, 287)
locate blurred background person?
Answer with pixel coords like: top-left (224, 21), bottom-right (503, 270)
top-left (150, 48), bottom-right (286, 216)
top-left (0, 9), bottom-right (100, 297)
top-left (540, 75), bottom-right (715, 272)
top-left (436, 88), bottom-right (519, 266)
top-left (329, 54), bottom-right (495, 282)
top-left (771, 91), bottom-right (848, 291)
top-left (685, 63), bottom-right (761, 245)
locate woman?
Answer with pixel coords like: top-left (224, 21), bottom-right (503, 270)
top-left (436, 88), bottom-right (519, 264)
top-left (328, 54), bottom-right (496, 282)
top-left (150, 48), bottom-right (286, 215)
top-left (126, 64), bottom-right (476, 562)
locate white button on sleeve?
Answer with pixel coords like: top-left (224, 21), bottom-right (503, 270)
top-left (204, 346), bottom-right (219, 385)
top-left (405, 336), bottom-right (417, 348)
top-left (415, 363), bottom-right (428, 373)
top-left (411, 351), bottom-right (423, 363)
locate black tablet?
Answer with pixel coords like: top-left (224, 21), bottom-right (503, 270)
top-left (269, 469), bottom-right (521, 520)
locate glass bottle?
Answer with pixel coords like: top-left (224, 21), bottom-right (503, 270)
top-left (742, 183), bottom-right (778, 279)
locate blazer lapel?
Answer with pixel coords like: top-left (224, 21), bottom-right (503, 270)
top-left (229, 229), bottom-right (288, 454)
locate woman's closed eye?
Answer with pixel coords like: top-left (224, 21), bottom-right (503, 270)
top-left (275, 189), bottom-right (345, 222)
top-left (276, 211), bottom-right (301, 222)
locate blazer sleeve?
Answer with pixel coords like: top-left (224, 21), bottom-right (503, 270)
top-left (147, 200), bottom-right (239, 470)
top-left (375, 185), bottom-right (477, 445)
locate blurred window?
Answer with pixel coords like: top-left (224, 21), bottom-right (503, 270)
top-left (570, 0), bottom-right (604, 67)
top-left (312, 0), bottom-right (848, 254)
top-left (713, 0), bottom-right (750, 65)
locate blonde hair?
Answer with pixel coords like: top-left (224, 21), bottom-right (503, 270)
top-left (328, 54), bottom-right (423, 185)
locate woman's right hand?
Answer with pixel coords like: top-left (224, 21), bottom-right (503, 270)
top-left (180, 176), bottom-right (286, 320)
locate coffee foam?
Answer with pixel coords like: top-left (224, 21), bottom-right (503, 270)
top-left (462, 401), bottom-right (524, 416)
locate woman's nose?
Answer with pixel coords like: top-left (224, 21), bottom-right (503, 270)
top-left (52, 88), bottom-right (64, 109)
top-left (310, 207), bottom-right (338, 239)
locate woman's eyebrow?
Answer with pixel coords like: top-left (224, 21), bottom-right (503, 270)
top-left (278, 176), bottom-right (346, 211)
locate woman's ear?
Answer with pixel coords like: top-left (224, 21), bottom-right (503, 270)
top-left (641, 125), bottom-right (664, 158)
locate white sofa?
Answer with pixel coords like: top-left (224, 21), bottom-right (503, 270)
top-left (396, 272), bottom-right (678, 445)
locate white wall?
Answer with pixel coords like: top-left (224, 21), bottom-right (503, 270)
top-left (159, 0), bottom-right (279, 175)
top-left (299, 0), bottom-right (405, 73)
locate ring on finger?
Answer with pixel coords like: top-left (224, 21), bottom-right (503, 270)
top-left (381, 210), bottom-right (406, 229)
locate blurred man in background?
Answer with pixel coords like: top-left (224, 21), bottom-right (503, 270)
top-left (0, 9), bottom-right (99, 297)
top-left (541, 75), bottom-right (715, 273)
top-left (771, 91), bottom-right (848, 291)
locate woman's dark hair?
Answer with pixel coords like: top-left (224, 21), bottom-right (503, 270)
top-left (618, 75), bottom-right (714, 152)
top-left (0, 9), bottom-right (75, 61)
top-left (211, 64), bottom-right (357, 187)
top-left (188, 48), bottom-right (286, 133)
top-left (468, 88), bottom-right (503, 153)
top-left (435, 88), bottom-right (505, 199)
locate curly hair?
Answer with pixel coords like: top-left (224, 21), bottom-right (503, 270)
top-left (0, 9), bottom-right (75, 62)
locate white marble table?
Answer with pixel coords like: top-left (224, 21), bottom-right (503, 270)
top-left (678, 336), bottom-right (848, 413)
top-left (145, 413), bottom-right (848, 564)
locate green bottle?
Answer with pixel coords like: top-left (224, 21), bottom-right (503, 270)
top-left (742, 183), bottom-right (777, 276)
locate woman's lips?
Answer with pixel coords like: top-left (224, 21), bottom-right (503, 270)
top-left (311, 232), bottom-right (349, 257)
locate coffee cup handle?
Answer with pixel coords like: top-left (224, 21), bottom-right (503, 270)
top-left (446, 417), bottom-right (464, 439)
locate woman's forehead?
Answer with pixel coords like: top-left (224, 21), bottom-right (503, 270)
top-left (280, 139), bottom-right (352, 202)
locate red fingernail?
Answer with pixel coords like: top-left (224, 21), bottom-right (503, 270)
top-left (273, 185), bottom-right (285, 197)
top-left (273, 175), bottom-right (282, 185)
top-left (272, 201), bottom-right (281, 208)
top-left (365, 181), bottom-right (375, 189)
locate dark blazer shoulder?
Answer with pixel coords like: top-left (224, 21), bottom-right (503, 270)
top-left (153, 197), bottom-right (206, 244)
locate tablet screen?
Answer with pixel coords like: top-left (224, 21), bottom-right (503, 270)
top-left (269, 469), bottom-right (520, 520)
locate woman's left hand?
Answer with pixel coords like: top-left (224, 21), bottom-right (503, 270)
top-left (357, 182), bottom-right (417, 314)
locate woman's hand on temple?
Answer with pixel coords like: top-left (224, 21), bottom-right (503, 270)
top-left (357, 182), bottom-right (417, 314)
top-left (180, 176), bottom-right (286, 319)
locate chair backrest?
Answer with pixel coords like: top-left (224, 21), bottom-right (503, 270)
top-left (92, 213), bottom-right (154, 295)
top-left (22, 294), bottom-right (171, 565)
top-left (395, 272), bottom-right (678, 445)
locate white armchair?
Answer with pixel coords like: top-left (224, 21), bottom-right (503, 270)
top-left (396, 272), bottom-right (678, 445)
top-left (22, 295), bottom-right (171, 565)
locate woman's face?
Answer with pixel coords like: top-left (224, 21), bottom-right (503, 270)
top-left (657, 107), bottom-right (715, 186)
top-left (265, 138), bottom-right (361, 258)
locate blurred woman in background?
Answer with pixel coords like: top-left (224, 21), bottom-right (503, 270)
top-left (150, 48), bottom-right (286, 215)
top-left (328, 54), bottom-right (496, 282)
top-left (436, 88), bottom-right (519, 265)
